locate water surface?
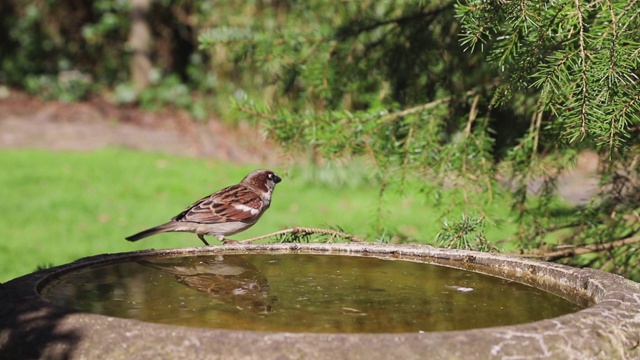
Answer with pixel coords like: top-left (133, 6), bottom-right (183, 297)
top-left (41, 254), bottom-right (582, 333)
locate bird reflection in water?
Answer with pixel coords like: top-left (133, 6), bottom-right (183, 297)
top-left (138, 255), bottom-right (271, 314)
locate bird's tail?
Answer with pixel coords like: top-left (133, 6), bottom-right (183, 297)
top-left (125, 223), bottom-right (175, 242)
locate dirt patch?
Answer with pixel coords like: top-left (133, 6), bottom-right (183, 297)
top-left (0, 90), bottom-right (277, 164)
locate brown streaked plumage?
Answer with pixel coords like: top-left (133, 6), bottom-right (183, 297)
top-left (126, 169), bottom-right (282, 245)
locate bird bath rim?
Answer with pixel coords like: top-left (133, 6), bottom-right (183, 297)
top-left (1, 243), bottom-right (639, 359)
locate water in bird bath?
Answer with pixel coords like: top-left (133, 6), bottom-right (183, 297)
top-left (40, 254), bottom-right (581, 333)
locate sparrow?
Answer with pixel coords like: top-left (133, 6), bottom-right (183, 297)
top-left (126, 169), bottom-right (282, 245)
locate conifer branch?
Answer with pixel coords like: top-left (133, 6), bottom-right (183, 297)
top-left (573, 0), bottom-right (589, 138)
top-left (335, 5), bottom-right (454, 40)
top-left (619, 0), bottom-right (640, 34)
top-left (517, 234), bottom-right (640, 261)
top-left (232, 227), bottom-right (364, 244)
top-left (235, 104), bottom-right (278, 120)
top-left (378, 88), bottom-right (484, 125)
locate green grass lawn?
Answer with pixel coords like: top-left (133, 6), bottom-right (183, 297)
top-left (0, 148), bottom-right (522, 282)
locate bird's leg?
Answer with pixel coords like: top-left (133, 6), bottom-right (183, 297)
top-left (197, 234), bottom-right (210, 246)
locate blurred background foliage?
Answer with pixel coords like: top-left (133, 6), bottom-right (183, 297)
top-left (0, 0), bottom-right (639, 280)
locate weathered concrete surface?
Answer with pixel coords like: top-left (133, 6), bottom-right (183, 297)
top-left (1, 243), bottom-right (639, 360)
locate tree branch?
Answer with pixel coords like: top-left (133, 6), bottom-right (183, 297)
top-left (335, 4), bottom-right (454, 40)
top-left (231, 227), bottom-right (365, 244)
top-left (573, 0), bottom-right (589, 138)
top-left (516, 234), bottom-right (640, 261)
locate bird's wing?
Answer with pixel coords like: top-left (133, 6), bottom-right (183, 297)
top-left (172, 185), bottom-right (264, 224)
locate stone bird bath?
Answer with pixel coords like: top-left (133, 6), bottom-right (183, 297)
top-left (1, 243), bottom-right (639, 359)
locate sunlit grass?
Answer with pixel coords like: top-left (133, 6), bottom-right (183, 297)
top-left (0, 148), bottom-right (524, 282)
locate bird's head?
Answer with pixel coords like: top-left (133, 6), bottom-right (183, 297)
top-left (242, 169), bottom-right (282, 194)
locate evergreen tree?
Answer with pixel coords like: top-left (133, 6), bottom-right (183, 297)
top-left (200, 0), bottom-right (640, 280)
